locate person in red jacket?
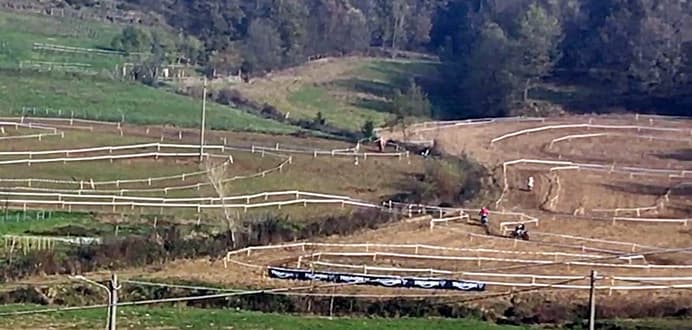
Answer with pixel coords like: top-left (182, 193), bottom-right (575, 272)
top-left (479, 207), bottom-right (489, 225)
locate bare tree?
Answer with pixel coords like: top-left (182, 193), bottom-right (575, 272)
top-left (205, 158), bottom-right (238, 248)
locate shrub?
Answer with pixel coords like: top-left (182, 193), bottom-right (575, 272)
top-left (396, 155), bottom-right (489, 206)
top-left (313, 111), bottom-right (326, 127)
top-left (215, 88), bottom-right (243, 106)
top-left (361, 120), bottom-right (375, 139)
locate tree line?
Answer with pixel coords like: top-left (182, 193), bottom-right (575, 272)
top-left (106, 0), bottom-right (691, 116)
top-left (431, 0), bottom-right (692, 116)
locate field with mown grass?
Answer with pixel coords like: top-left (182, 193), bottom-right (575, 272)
top-left (0, 304), bottom-right (525, 330)
top-left (0, 10), bottom-right (153, 71)
top-left (0, 70), bottom-right (298, 133)
top-left (0, 11), bottom-right (299, 134)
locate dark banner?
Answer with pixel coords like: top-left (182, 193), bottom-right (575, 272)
top-left (267, 267), bottom-right (485, 292)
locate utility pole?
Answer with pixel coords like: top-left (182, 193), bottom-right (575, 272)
top-left (588, 270), bottom-right (597, 330)
top-left (199, 77), bottom-right (207, 162)
top-left (108, 272), bottom-right (119, 330)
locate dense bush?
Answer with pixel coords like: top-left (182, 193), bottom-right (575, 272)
top-left (0, 209), bottom-right (394, 282)
top-left (395, 154), bottom-right (490, 206)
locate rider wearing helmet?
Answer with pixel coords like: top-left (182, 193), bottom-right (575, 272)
top-left (515, 224), bottom-right (526, 236)
top-left (479, 207), bottom-right (489, 225)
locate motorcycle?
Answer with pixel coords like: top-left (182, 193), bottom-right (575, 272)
top-left (510, 229), bottom-right (530, 241)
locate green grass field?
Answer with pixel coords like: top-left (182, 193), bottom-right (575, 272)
top-left (0, 11), bottom-right (144, 71)
top-left (0, 305), bottom-right (524, 330)
top-left (0, 211), bottom-right (90, 235)
top-left (0, 210), bottom-right (165, 238)
top-left (0, 70), bottom-right (297, 133)
top-left (0, 11), bottom-right (299, 134)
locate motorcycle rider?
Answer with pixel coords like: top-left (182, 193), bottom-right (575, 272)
top-left (479, 207), bottom-right (489, 225)
top-left (514, 224), bottom-right (526, 236)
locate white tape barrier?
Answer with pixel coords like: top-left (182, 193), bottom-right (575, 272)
top-left (0, 121), bottom-right (61, 141)
top-left (0, 158), bottom-right (288, 195)
top-left (497, 158), bottom-right (691, 208)
top-left (0, 121), bottom-right (58, 132)
top-left (0, 132), bottom-right (63, 141)
top-left (0, 190), bottom-right (355, 205)
top-left (429, 212), bottom-right (470, 230)
top-left (308, 261), bottom-right (692, 284)
top-left (0, 142), bottom-right (225, 157)
top-left (548, 132), bottom-right (692, 149)
top-left (376, 117), bottom-right (548, 135)
top-left (591, 182), bottom-right (690, 217)
top-left (612, 217), bottom-right (688, 226)
top-left (0, 152), bottom-right (290, 194)
top-left (298, 251), bottom-right (691, 269)
top-left (225, 242), bottom-right (607, 261)
top-left (223, 243), bottom-right (692, 291)
top-left (491, 123), bottom-right (692, 145)
top-left (388, 114), bottom-right (691, 142)
top-left (503, 159), bottom-right (691, 178)
top-left (0, 195), bottom-right (382, 213)
top-left (0, 152), bottom-right (208, 166)
top-left (1, 118), bottom-right (408, 159)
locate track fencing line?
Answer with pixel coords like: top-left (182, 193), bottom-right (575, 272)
top-left (0, 152), bottom-right (235, 188)
top-left (491, 123), bottom-right (692, 145)
top-left (548, 132), bottom-right (692, 149)
top-left (0, 132), bottom-right (62, 141)
top-left (496, 158), bottom-right (692, 207)
top-left (1, 117), bottom-right (410, 159)
top-left (0, 121), bottom-right (58, 132)
top-left (611, 217), bottom-right (689, 226)
top-left (0, 197), bottom-right (383, 214)
top-left (234, 258), bottom-right (692, 291)
top-left (0, 152), bottom-right (209, 166)
top-left (224, 242), bottom-right (613, 269)
top-left (308, 261), bottom-right (692, 284)
top-left (300, 251), bottom-right (680, 269)
top-left (0, 143), bottom-right (226, 157)
top-left (375, 113), bottom-right (692, 136)
top-left (296, 242), bottom-right (605, 259)
top-left (0, 151), bottom-right (290, 194)
top-left (0, 190), bottom-right (357, 204)
top-left (590, 182), bottom-right (681, 217)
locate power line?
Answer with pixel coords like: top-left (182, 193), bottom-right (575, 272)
top-left (0, 282), bottom-right (353, 317)
top-left (120, 279), bottom-right (244, 292)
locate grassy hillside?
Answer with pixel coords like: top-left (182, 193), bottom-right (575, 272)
top-left (0, 70), bottom-right (296, 133)
top-left (0, 305), bottom-right (523, 330)
top-left (228, 57), bottom-right (442, 131)
top-left (0, 11), bottom-right (298, 134)
top-left (0, 11), bottom-right (142, 71)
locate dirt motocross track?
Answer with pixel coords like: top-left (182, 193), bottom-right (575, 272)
top-left (181, 115), bottom-right (691, 307)
top-left (13, 114), bottom-right (688, 322)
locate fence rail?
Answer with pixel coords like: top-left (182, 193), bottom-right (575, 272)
top-left (223, 242), bottom-right (692, 292)
top-left (491, 123), bottom-right (691, 145)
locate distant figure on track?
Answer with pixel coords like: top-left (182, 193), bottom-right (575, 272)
top-left (527, 176), bottom-right (534, 192)
top-left (378, 138), bottom-right (387, 152)
top-left (511, 224), bottom-right (529, 241)
top-left (479, 207), bottom-right (489, 226)
top-left (421, 147), bottom-right (431, 158)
